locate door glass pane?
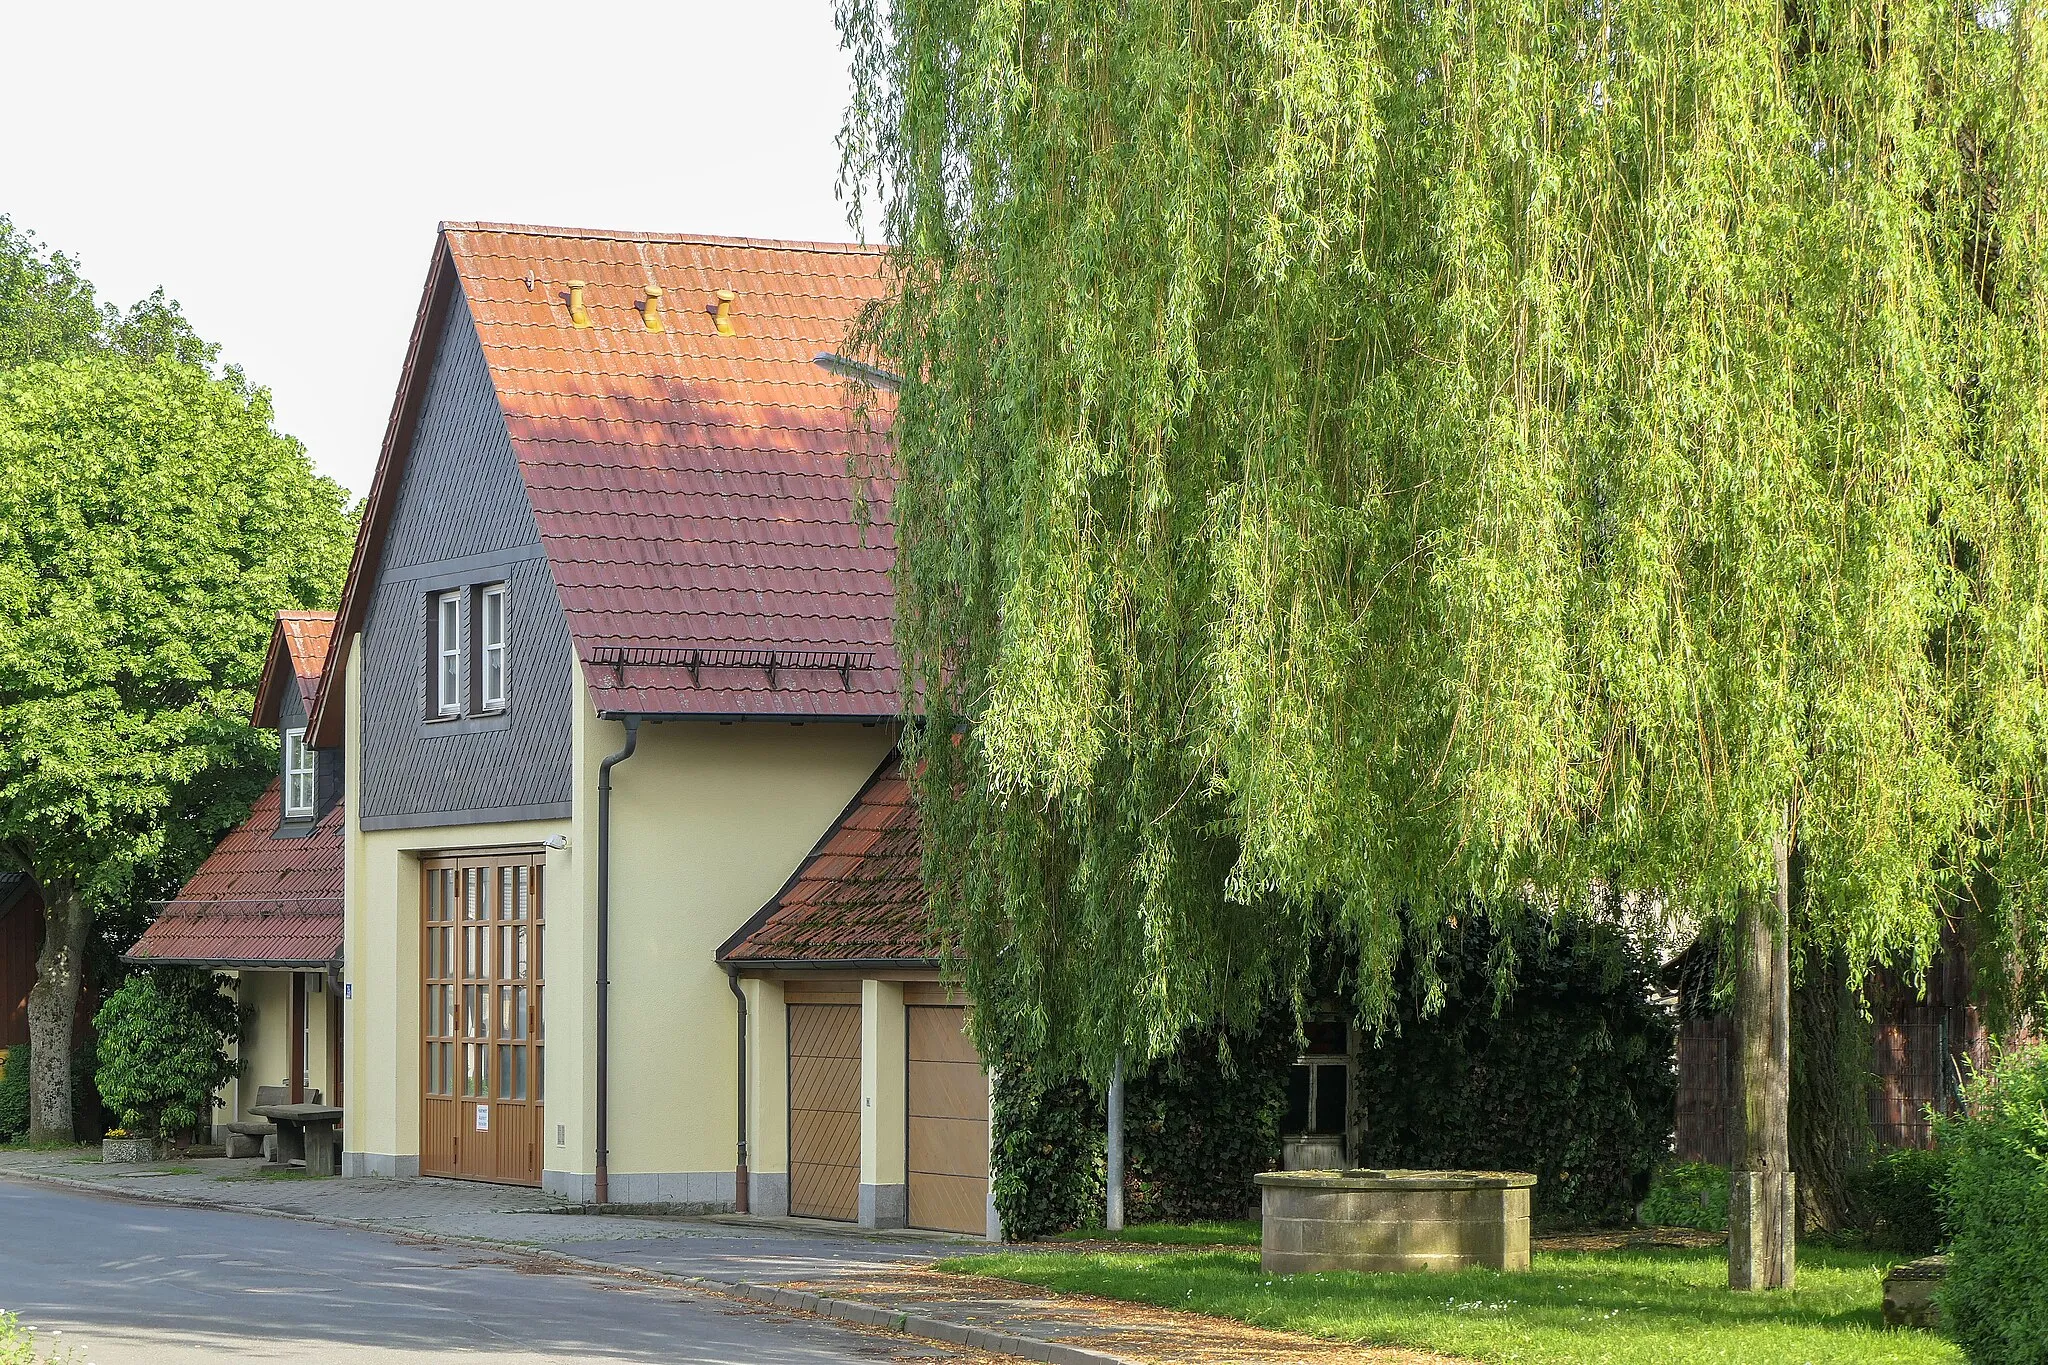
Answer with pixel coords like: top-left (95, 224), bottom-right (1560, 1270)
top-left (1284, 1064), bottom-right (1312, 1134)
top-left (533, 1046), bottom-right (544, 1103)
top-left (1313, 1063), bottom-right (1348, 1136)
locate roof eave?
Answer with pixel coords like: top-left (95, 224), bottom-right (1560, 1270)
top-left (720, 956), bottom-right (942, 972)
top-left (122, 953), bottom-right (340, 971)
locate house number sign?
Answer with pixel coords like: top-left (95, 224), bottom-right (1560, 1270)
top-left (475, 1105), bottom-right (490, 1133)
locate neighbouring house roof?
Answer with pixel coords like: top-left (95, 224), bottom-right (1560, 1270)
top-left (717, 753), bottom-right (934, 967)
top-left (127, 781), bottom-right (343, 969)
top-left (252, 610), bottom-right (337, 728)
top-left (311, 223), bottom-right (899, 746)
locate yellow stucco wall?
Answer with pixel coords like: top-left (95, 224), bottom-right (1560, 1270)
top-left (340, 635), bottom-right (896, 1195)
top-left (581, 693), bottom-right (896, 1193)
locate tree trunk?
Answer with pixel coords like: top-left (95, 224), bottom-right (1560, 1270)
top-left (25, 879), bottom-right (90, 1145)
top-left (1790, 945), bottom-right (1871, 1233)
top-left (1730, 814), bottom-right (1796, 1290)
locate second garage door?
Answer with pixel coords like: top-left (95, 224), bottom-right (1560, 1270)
top-left (788, 1003), bottom-right (861, 1221)
top-left (906, 1005), bottom-right (989, 1235)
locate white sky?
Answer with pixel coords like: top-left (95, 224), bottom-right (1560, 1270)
top-left (1, 1), bottom-right (858, 497)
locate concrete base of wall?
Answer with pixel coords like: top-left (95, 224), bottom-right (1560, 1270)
top-left (747, 1171), bottom-right (790, 1219)
top-left (1256, 1169), bottom-right (1535, 1274)
top-left (342, 1152), bottom-right (422, 1179)
top-left (543, 1169), bottom-right (738, 1209)
top-left (859, 1182), bottom-right (908, 1230)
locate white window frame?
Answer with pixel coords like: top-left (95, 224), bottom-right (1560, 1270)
top-left (434, 590), bottom-right (462, 717)
top-left (283, 727), bottom-right (316, 817)
top-left (478, 582), bottom-right (508, 711)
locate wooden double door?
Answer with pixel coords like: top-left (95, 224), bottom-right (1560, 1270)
top-left (421, 852), bottom-right (545, 1186)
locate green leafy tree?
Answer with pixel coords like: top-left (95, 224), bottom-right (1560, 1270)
top-left (0, 217), bottom-right (214, 374)
top-left (0, 353), bottom-right (351, 1142)
top-left (842, 0), bottom-right (2048, 1289)
top-left (92, 968), bottom-right (240, 1139)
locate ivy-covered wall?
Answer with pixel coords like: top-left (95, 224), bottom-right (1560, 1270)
top-left (1356, 918), bottom-right (1677, 1225)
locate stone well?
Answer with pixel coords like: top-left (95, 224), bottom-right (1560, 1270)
top-left (1255, 1169), bottom-right (1536, 1274)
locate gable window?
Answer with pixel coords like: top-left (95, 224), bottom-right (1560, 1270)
top-left (283, 727), bottom-right (316, 818)
top-left (477, 583), bottom-right (508, 711)
top-left (432, 590), bottom-right (461, 717)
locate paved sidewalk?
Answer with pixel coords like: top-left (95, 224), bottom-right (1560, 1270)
top-left (0, 1148), bottom-right (1446, 1365)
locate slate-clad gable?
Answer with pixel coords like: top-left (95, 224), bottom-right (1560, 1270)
top-left (356, 285), bottom-right (575, 829)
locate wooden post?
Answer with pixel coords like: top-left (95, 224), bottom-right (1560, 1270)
top-left (1730, 805), bottom-right (1797, 1290)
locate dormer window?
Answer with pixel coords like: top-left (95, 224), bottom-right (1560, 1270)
top-left (432, 590), bottom-right (461, 717)
top-left (477, 583), bottom-right (508, 711)
top-left (284, 727), bottom-right (316, 817)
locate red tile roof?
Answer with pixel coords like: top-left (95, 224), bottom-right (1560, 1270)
top-left (253, 611), bottom-right (337, 728)
top-left (313, 223), bottom-right (899, 743)
top-left (128, 781), bottom-right (343, 968)
top-left (717, 753), bottom-right (934, 965)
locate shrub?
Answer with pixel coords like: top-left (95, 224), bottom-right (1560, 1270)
top-left (1125, 1013), bottom-right (1294, 1223)
top-left (1638, 1161), bottom-right (1730, 1230)
top-left (92, 968), bottom-right (239, 1139)
top-left (990, 1055), bottom-right (1104, 1240)
top-left (1848, 1145), bottom-right (1950, 1256)
top-left (1937, 1044), bottom-right (2048, 1364)
top-left (1356, 917), bottom-right (1678, 1225)
top-left (0, 1045), bottom-right (27, 1141)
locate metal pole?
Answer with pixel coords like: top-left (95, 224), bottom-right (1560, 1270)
top-left (1106, 1053), bottom-right (1125, 1234)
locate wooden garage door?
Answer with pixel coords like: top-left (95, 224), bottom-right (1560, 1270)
top-left (788, 1003), bottom-right (861, 1221)
top-left (907, 1005), bottom-right (989, 1235)
top-left (421, 854), bottom-right (544, 1186)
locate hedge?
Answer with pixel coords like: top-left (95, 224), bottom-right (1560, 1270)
top-left (1937, 1044), bottom-right (2048, 1363)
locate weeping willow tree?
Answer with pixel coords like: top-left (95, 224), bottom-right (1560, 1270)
top-left (841, 0), bottom-right (2048, 1284)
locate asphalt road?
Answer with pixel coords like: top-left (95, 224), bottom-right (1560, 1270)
top-left (0, 1179), bottom-right (979, 1364)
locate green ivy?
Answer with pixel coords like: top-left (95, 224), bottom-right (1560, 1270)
top-left (990, 1050), bottom-right (1104, 1241)
top-left (1936, 1043), bottom-right (2048, 1363)
top-left (0, 1045), bottom-right (26, 1141)
top-left (1356, 918), bottom-right (1677, 1226)
top-left (92, 968), bottom-right (239, 1139)
top-left (1124, 1012), bottom-right (1295, 1223)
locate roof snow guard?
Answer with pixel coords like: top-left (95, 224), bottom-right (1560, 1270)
top-left (127, 781), bottom-right (343, 969)
top-left (718, 752), bottom-right (935, 967)
top-left (312, 223), bottom-right (901, 744)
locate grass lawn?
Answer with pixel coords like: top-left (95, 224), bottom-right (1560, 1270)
top-left (939, 1244), bottom-right (1959, 1365)
top-left (1054, 1220), bottom-right (1260, 1246)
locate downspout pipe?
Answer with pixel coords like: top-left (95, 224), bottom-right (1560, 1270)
top-left (595, 715), bottom-right (642, 1205)
top-left (725, 966), bottom-right (750, 1214)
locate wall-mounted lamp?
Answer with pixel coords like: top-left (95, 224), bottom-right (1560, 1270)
top-left (543, 834), bottom-right (569, 850)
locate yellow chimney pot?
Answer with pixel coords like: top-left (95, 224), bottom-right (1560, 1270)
top-left (567, 280), bottom-right (591, 329)
top-left (713, 289), bottom-right (736, 336)
top-left (642, 285), bottom-right (665, 333)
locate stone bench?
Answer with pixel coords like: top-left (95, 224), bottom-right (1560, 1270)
top-left (1256, 1168), bottom-right (1536, 1274)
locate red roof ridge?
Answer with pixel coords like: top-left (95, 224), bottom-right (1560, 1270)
top-left (441, 221), bottom-right (888, 256)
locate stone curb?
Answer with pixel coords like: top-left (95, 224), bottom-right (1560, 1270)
top-left (0, 1167), bottom-right (1131, 1365)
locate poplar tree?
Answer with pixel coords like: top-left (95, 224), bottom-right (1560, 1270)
top-left (842, 0), bottom-right (2048, 1288)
